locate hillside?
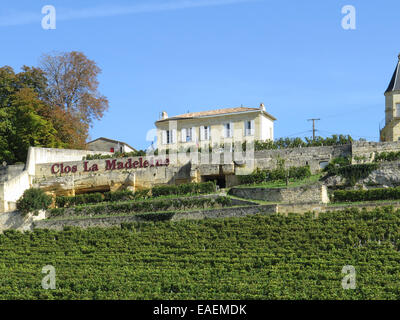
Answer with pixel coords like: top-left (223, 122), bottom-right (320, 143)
top-left (1, 207), bottom-right (400, 299)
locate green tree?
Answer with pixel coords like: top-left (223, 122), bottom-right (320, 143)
top-left (0, 67), bottom-right (62, 163)
top-left (8, 88), bottom-right (62, 162)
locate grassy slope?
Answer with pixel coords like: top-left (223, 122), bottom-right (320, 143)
top-left (1, 207), bottom-right (400, 299)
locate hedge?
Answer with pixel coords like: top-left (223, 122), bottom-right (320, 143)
top-left (333, 187), bottom-right (400, 202)
top-left (57, 189), bottom-right (148, 208)
top-left (49, 196), bottom-right (231, 218)
top-left (16, 188), bottom-right (52, 216)
top-left (55, 182), bottom-right (216, 208)
top-left (151, 181), bottom-right (217, 197)
top-left (238, 166), bottom-right (311, 185)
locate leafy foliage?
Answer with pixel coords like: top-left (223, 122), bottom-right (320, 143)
top-left (16, 188), bottom-right (52, 216)
top-left (333, 187), bottom-right (400, 202)
top-left (374, 151), bottom-right (400, 162)
top-left (54, 183), bottom-right (215, 209)
top-left (3, 208), bottom-right (400, 299)
top-left (0, 52), bottom-right (109, 163)
top-left (152, 181), bottom-right (216, 197)
top-left (56, 193), bottom-right (104, 208)
top-left (39, 51), bottom-right (109, 149)
top-left (83, 150), bottom-right (147, 161)
top-left (153, 135), bottom-right (353, 156)
top-left (49, 196), bottom-right (231, 218)
top-left (0, 67), bottom-right (63, 163)
top-left (326, 163), bottom-right (379, 186)
top-left (238, 166), bottom-right (311, 185)
top-left (323, 156), bottom-right (352, 172)
top-left (254, 135), bottom-right (353, 151)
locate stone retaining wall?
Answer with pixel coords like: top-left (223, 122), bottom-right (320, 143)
top-left (228, 183), bottom-right (329, 204)
top-left (351, 141), bottom-right (400, 163)
top-left (33, 205), bottom-right (277, 230)
top-left (15, 200), bottom-right (400, 231)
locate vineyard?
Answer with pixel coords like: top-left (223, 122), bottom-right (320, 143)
top-left (1, 207), bottom-right (400, 299)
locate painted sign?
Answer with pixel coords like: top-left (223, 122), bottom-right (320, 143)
top-left (51, 157), bottom-right (170, 174)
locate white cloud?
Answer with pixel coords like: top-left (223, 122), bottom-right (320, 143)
top-left (0, 0), bottom-right (256, 27)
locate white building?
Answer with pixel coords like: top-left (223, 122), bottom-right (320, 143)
top-left (86, 137), bottom-right (136, 153)
top-left (155, 103), bottom-right (276, 151)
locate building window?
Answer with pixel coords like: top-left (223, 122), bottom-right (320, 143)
top-left (186, 128), bottom-right (192, 142)
top-left (110, 148), bottom-right (114, 153)
top-left (163, 130), bottom-right (176, 144)
top-left (224, 123), bottom-right (232, 138)
top-left (396, 104), bottom-right (400, 118)
top-left (201, 126), bottom-right (211, 141)
top-left (181, 128), bottom-right (196, 143)
top-left (244, 120), bottom-right (255, 136)
top-left (167, 131), bottom-right (171, 144)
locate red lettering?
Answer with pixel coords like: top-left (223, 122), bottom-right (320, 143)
top-left (143, 160), bottom-right (149, 168)
top-left (92, 164), bottom-right (99, 171)
top-left (117, 162), bottom-right (124, 170)
top-left (133, 161), bottom-right (139, 168)
top-left (84, 161), bottom-right (90, 172)
top-left (165, 158), bottom-right (170, 166)
top-left (51, 164), bottom-right (59, 174)
top-left (64, 166), bottom-right (71, 173)
top-left (125, 159), bottom-right (132, 169)
top-left (139, 157), bottom-right (143, 168)
top-left (105, 159), bottom-right (116, 170)
top-left (72, 165), bottom-right (77, 173)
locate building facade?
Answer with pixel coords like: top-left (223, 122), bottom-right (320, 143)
top-left (380, 53), bottom-right (400, 141)
top-left (155, 104), bottom-right (276, 152)
top-left (87, 137), bottom-right (136, 153)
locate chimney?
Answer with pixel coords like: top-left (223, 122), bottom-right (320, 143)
top-left (161, 111), bottom-right (168, 120)
top-left (259, 103), bottom-right (265, 111)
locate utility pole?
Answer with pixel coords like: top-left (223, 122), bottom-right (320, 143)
top-left (307, 118), bottom-right (320, 140)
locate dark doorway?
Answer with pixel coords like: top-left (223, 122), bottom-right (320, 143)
top-left (201, 175), bottom-right (226, 189)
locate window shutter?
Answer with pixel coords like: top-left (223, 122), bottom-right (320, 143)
top-left (192, 127), bottom-right (197, 142)
top-left (207, 126), bottom-right (211, 140)
top-left (172, 129), bottom-right (177, 143)
top-left (229, 122), bottom-right (233, 138)
top-left (200, 126), bottom-right (205, 141)
top-left (243, 121), bottom-right (247, 136)
top-left (162, 131), bottom-right (167, 145)
top-left (250, 120), bottom-right (255, 136)
top-left (181, 128), bottom-right (187, 142)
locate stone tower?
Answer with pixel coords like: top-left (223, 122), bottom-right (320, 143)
top-left (380, 53), bottom-right (400, 141)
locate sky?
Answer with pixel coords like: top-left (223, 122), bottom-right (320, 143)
top-left (0, 0), bottom-right (399, 149)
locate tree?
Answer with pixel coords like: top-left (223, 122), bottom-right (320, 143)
top-left (39, 51), bottom-right (109, 148)
top-left (0, 67), bottom-right (62, 163)
top-left (8, 88), bottom-right (62, 162)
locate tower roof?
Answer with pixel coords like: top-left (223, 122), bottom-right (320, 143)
top-left (385, 53), bottom-right (400, 93)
